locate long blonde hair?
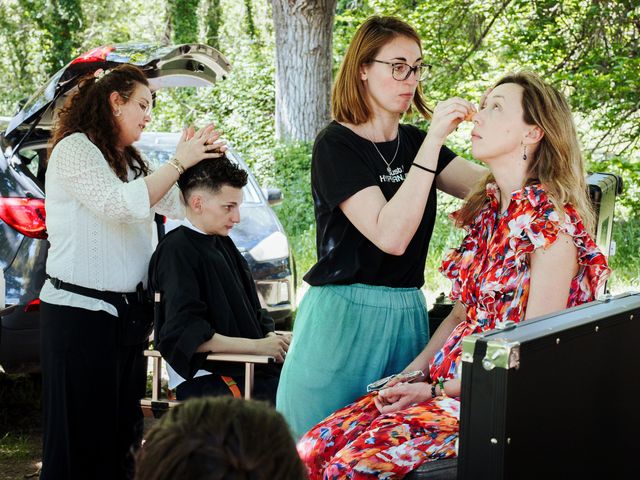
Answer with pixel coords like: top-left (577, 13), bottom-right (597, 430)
top-left (331, 16), bottom-right (432, 124)
top-left (456, 71), bottom-right (594, 233)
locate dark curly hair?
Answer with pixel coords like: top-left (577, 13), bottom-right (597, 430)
top-left (49, 64), bottom-right (151, 181)
top-left (134, 397), bottom-right (307, 480)
top-left (178, 155), bottom-right (248, 201)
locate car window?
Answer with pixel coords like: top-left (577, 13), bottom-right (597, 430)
top-left (138, 144), bottom-right (261, 204)
top-left (16, 147), bottom-right (47, 184)
top-left (19, 149), bottom-right (40, 177)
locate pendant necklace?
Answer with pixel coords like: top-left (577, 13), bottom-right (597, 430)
top-left (368, 128), bottom-right (401, 175)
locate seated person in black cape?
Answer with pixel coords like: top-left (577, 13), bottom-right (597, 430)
top-left (148, 156), bottom-right (290, 402)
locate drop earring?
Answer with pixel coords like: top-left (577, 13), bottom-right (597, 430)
top-left (522, 144), bottom-right (528, 161)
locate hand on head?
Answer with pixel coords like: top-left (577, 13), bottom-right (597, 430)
top-left (175, 123), bottom-right (228, 169)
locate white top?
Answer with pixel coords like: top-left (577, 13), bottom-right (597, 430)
top-left (40, 132), bottom-right (185, 316)
top-left (166, 218), bottom-right (211, 389)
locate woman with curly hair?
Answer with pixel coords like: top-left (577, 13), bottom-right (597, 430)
top-left (40, 64), bottom-right (224, 479)
top-left (298, 71), bottom-right (610, 479)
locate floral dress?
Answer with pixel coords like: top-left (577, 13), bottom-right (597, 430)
top-left (297, 183), bottom-right (610, 480)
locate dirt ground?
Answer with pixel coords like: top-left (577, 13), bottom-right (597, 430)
top-left (0, 430), bottom-right (42, 480)
top-left (0, 373), bottom-right (43, 479)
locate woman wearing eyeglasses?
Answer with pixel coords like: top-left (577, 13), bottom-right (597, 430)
top-left (40, 64), bottom-right (225, 480)
top-left (276, 16), bottom-right (485, 438)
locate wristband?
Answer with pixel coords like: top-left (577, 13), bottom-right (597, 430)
top-left (411, 162), bottom-right (437, 175)
top-left (430, 383), bottom-right (437, 399)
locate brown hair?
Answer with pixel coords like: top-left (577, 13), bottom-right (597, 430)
top-left (134, 397), bottom-right (307, 480)
top-left (332, 15), bottom-right (432, 124)
top-left (49, 64), bottom-right (150, 181)
top-left (456, 71), bottom-right (595, 233)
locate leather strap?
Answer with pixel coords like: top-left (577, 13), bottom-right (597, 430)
top-left (48, 276), bottom-right (139, 306)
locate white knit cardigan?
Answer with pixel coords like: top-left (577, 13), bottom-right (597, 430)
top-left (40, 132), bottom-right (185, 316)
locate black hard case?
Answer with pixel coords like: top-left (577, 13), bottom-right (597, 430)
top-left (457, 292), bottom-right (640, 479)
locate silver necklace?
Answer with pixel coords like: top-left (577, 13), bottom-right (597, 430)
top-left (369, 129), bottom-right (401, 175)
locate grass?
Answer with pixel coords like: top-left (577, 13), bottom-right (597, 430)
top-left (607, 216), bottom-right (640, 293)
top-left (0, 432), bottom-right (39, 460)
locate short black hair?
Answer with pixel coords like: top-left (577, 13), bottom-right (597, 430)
top-left (177, 155), bottom-right (248, 201)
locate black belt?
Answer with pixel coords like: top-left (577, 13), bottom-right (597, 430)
top-left (48, 276), bottom-right (142, 308)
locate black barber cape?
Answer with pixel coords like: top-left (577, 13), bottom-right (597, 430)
top-left (148, 226), bottom-right (279, 380)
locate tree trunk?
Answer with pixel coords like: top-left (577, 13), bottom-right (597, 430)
top-left (270, 0), bottom-right (337, 142)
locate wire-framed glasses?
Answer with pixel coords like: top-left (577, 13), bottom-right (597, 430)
top-left (371, 60), bottom-right (432, 81)
top-left (122, 94), bottom-right (152, 116)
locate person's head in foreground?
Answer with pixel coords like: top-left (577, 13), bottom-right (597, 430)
top-left (178, 156), bottom-right (248, 236)
top-left (461, 70), bottom-right (594, 231)
top-left (135, 396), bottom-right (307, 480)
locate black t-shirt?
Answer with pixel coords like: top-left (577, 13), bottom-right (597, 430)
top-left (304, 121), bottom-right (456, 288)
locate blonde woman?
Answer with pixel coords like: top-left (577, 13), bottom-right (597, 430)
top-left (298, 71), bottom-right (610, 479)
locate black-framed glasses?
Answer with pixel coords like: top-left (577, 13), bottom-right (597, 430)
top-left (370, 60), bottom-right (432, 81)
top-left (122, 94), bottom-right (152, 116)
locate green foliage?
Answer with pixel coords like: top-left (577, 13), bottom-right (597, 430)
top-left (168, 0), bottom-right (199, 44)
top-left (43, 0), bottom-right (84, 74)
top-left (0, 0), bottom-right (54, 114)
top-left (266, 142), bottom-right (317, 280)
top-left (202, 0), bottom-right (222, 49)
top-left (608, 216), bottom-right (640, 291)
top-left (0, 432), bottom-right (39, 460)
top-left (244, 0), bottom-right (257, 41)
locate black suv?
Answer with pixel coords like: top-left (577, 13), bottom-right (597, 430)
top-left (0, 44), bottom-right (295, 373)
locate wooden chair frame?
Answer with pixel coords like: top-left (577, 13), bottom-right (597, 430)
top-left (140, 291), bottom-right (276, 418)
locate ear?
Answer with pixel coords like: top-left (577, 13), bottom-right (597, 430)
top-left (524, 125), bottom-right (544, 145)
top-left (188, 192), bottom-right (203, 214)
top-left (108, 91), bottom-right (124, 111)
top-left (360, 63), bottom-right (368, 82)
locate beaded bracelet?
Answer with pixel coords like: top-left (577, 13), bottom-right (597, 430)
top-left (430, 383), bottom-right (437, 399)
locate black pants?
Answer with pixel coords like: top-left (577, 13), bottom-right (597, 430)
top-left (176, 371), bottom-right (280, 404)
top-left (40, 302), bottom-right (147, 480)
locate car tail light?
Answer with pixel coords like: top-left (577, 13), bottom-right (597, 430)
top-left (24, 298), bottom-right (41, 313)
top-left (70, 46), bottom-right (115, 64)
top-left (0, 197), bottom-right (47, 239)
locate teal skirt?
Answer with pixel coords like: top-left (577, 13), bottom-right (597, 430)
top-left (276, 283), bottom-right (430, 438)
